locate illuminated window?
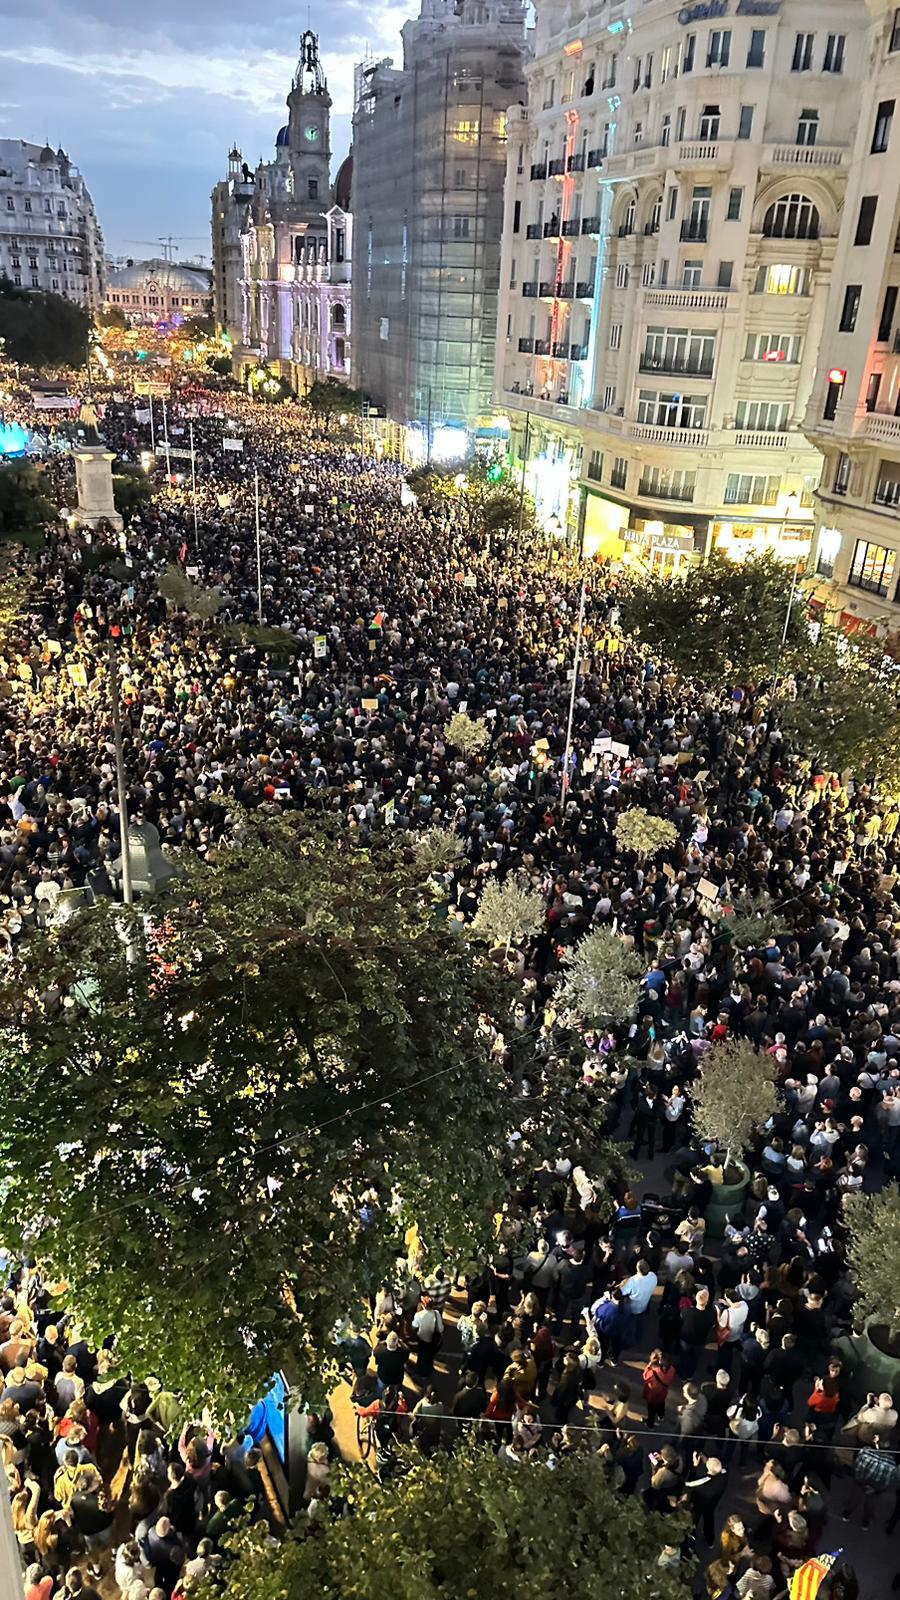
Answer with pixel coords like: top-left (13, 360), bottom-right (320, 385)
top-left (815, 525), bottom-right (841, 577)
top-left (453, 121), bottom-right (480, 143)
top-left (849, 538), bottom-right (896, 594)
top-left (754, 264), bottom-right (810, 295)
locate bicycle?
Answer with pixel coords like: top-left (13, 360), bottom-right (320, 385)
top-left (354, 1405), bottom-right (378, 1462)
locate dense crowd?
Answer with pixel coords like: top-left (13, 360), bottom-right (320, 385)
top-left (1, 374), bottom-right (898, 1599)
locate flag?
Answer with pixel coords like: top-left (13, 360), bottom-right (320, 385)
top-left (179, 541), bottom-right (188, 563)
top-left (790, 1552), bottom-right (841, 1600)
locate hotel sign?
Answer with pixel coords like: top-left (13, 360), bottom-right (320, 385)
top-left (679, 0), bottom-right (779, 19)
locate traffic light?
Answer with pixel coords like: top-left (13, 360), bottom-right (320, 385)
top-left (487, 461), bottom-right (504, 482)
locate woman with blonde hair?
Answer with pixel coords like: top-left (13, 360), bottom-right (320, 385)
top-left (11, 1476), bottom-right (41, 1562)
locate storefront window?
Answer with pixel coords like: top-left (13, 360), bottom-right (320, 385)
top-left (815, 525), bottom-right (842, 579)
top-left (848, 538), bottom-right (896, 595)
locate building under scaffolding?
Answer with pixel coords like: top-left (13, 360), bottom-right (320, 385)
top-left (351, 0), bottom-right (526, 453)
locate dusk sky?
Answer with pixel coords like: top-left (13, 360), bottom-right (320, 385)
top-left (2, 0), bottom-right (414, 259)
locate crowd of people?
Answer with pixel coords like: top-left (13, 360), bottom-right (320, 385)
top-left (1, 367), bottom-right (899, 1599)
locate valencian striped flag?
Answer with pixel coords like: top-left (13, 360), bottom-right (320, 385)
top-left (790, 1551), bottom-right (843, 1600)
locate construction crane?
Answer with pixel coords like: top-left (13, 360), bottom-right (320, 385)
top-left (125, 235), bottom-right (208, 263)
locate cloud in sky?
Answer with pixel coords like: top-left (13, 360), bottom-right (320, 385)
top-left (2, 0), bottom-right (413, 255)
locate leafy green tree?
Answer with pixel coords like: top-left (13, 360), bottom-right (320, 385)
top-left (94, 305), bottom-right (127, 331)
top-left (843, 1185), bottom-right (900, 1336)
top-left (614, 808), bottom-right (679, 860)
top-left (617, 552), bottom-right (807, 682)
top-left (200, 1444), bottom-right (689, 1600)
top-left (469, 875), bottom-right (545, 956)
top-left (0, 818), bottom-right (531, 1415)
top-left (725, 889), bottom-right (779, 949)
top-left (113, 463), bottom-right (154, 519)
top-left (445, 710), bottom-right (490, 756)
top-left (0, 277), bottom-right (91, 367)
top-left (0, 462), bottom-right (57, 537)
top-left (0, 548), bottom-right (31, 646)
top-left (157, 562), bottom-right (222, 620)
top-left (557, 928), bottom-right (642, 1026)
top-left (222, 622), bottom-right (302, 657)
top-left (411, 826), bottom-right (465, 874)
top-left (183, 312), bottom-right (215, 339)
top-left (691, 1039), bottom-right (778, 1173)
top-left (305, 378), bottom-right (364, 431)
top-left (776, 628), bottom-right (900, 788)
top-left (206, 353), bottom-right (232, 377)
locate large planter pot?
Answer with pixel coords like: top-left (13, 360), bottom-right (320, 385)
top-left (856, 1323), bottom-right (900, 1401)
top-left (704, 1161), bottom-right (751, 1239)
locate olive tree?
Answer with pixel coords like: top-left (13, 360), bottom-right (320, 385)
top-left (843, 1185), bottom-right (900, 1336)
top-left (614, 807), bottom-right (679, 860)
top-left (557, 927), bottom-right (642, 1026)
top-left (691, 1039), bottom-right (779, 1174)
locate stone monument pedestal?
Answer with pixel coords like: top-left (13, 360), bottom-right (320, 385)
top-left (73, 444), bottom-right (123, 533)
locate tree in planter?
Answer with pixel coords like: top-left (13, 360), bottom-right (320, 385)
top-left (411, 825), bottom-right (464, 874)
top-left (469, 874), bottom-right (545, 956)
top-left (221, 621), bottom-right (302, 658)
top-left (691, 1039), bottom-right (779, 1175)
top-left (201, 1444), bottom-right (690, 1600)
top-left (445, 710), bottom-right (491, 756)
top-left (557, 928), bottom-right (642, 1027)
top-left (616, 552), bottom-right (807, 683)
top-left (843, 1185), bottom-right (900, 1344)
top-left (614, 807), bottom-right (679, 860)
top-left (0, 817), bottom-right (534, 1416)
top-left (112, 463), bottom-right (154, 520)
top-left (304, 377), bottom-right (365, 432)
top-left (158, 563), bottom-right (222, 620)
top-left (725, 889), bottom-right (780, 949)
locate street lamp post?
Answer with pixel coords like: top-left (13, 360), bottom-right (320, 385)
top-left (107, 640), bottom-right (133, 908)
top-left (778, 492), bottom-right (802, 662)
top-left (561, 575), bottom-right (588, 805)
top-left (189, 417), bottom-right (199, 550)
top-left (0, 1476), bottom-right (20, 1600)
top-left (254, 469), bottom-right (264, 625)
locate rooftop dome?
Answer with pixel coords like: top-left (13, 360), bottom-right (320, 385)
top-left (275, 125), bottom-right (290, 148)
top-left (39, 144), bottom-right (56, 164)
top-left (333, 150), bottom-right (352, 210)
top-left (107, 258), bottom-right (213, 295)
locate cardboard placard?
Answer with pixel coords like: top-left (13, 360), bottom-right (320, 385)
top-left (313, 635), bottom-right (327, 659)
top-left (610, 740), bottom-right (630, 758)
top-left (362, 697), bottom-right (379, 711)
top-left (663, 862), bottom-right (677, 881)
top-left (698, 876), bottom-right (719, 903)
top-left (222, 438), bottom-right (244, 452)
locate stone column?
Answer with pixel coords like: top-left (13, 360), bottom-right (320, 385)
top-left (73, 444), bottom-right (123, 532)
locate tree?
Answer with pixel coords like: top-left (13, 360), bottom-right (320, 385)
top-left (222, 622), bottom-right (302, 657)
top-left (157, 562), bottom-right (222, 620)
top-left (843, 1185), bottom-right (900, 1336)
top-left (112, 463), bottom-right (154, 519)
top-left (557, 928), bottom-right (642, 1026)
top-left (776, 628), bottom-right (900, 789)
top-left (691, 1039), bottom-right (779, 1173)
top-left (0, 818), bottom-right (530, 1415)
top-left (445, 711), bottom-right (490, 756)
top-left (206, 353), bottom-right (232, 377)
top-left (200, 1444), bottom-right (689, 1600)
top-left (411, 826), bottom-right (465, 874)
top-left (616, 552), bottom-right (807, 682)
top-left (469, 875), bottom-right (545, 956)
top-left (614, 807), bottom-right (679, 860)
top-left (0, 277), bottom-right (91, 367)
top-left (0, 461), bottom-right (56, 537)
top-left (304, 378), bottom-right (364, 431)
top-left (0, 548), bottom-right (31, 647)
top-left (94, 305), bottom-right (127, 331)
top-left (725, 889), bottom-right (779, 949)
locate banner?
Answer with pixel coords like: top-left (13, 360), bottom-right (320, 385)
top-left (313, 635), bottom-right (327, 658)
top-left (31, 395), bottom-right (79, 411)
top-left (222, 438), bottom-right (244, 452)
top-left (167, 447), bottom-right (193, 461)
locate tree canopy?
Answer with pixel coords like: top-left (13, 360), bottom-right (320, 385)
top-left (557, 928), bottom-right (642, 1026)
top-left (0, 277), bottom-right (91, 367)
top-left (775, 630), bottom-right (900, 790)
top-left (0, 818), bottom-right (545, 1415)
top-left (843, 1185), bottom-right (900, 1335)
top-left (304, 378), bottom-right (364, 428)
top-left (201, 1444), bottom-right (689, 1600)
top-left (616, 552), bottom-right (806, 682)
top-left (691, 1039), bottom-right (779, 1170)
top-left (0, 461), bottom-right (57, 537)
top-left (614, 807), bottom-right (679, 860)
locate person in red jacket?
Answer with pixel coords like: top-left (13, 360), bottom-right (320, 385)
top-left (643, 1347), bottom-right (677, 1429)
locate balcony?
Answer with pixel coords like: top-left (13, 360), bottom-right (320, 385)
top-left (582, 216), bottom-right (601, 234)
top-left (644, 288), bottom-right (730, 311)
top-left (558, 281), bottom-right (574, 298)
top-left (525, 223), bottom-right (542, 239)
top-left (638, 479), bottom-right (695, 502)
top-left (576, 279), bottom-right (595, 298)
top-left (530, 163), bottom-right (547, 180)
top-left (587, 149), bottom-right (603, 168)
top-left (539, 280), bottom-right (556, 296)
top-left (864, 413), bottom-right (900, 445)
top-left (762, 141), bottom-right (848, 169)
top-left (874, 478), bottom-right (900, 507)
top-left (567, 153), bottom-right (585, 172)
top-left (534, 339), bottom-right (550, 355)
top-left (677, 140), bottom-right (732, 166)
top-left (732, 429), bottom-right (794, 449)
top-left (644, 222), bottom-right (660, 236)
top-left (517, 337), bottom-right (535, 353)
top-left (543, 220), bottom-right (561, 238)
top-left (548, 157), bottom-right (566, 176)
top-left (630, 422), bottom-right (710, 448)
top-left (680, 220), bottom-right (709, 242)
top-left (570, 343), bottom-right (589, 360)
top-left (639, 354), bottom-right (714, 377)
top-left (522, 282), bottom-right (539, 298)
top-left (562, 219), bottom-right (581, 237)
top-left (618, 223), bottom-right (635, 238)
top-left (553, 341), bottom-right (570, 358)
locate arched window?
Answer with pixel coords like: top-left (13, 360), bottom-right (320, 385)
top-left (620, 199), bottom-right (636, 236)
top-left (646, 195), bottom-right (662, 235)
top-left (763, 193), bottom-right (819, 240)
top-left (333, 303), bottom-right (346, 328)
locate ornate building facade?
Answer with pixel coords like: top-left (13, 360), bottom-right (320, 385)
top-left (495, 0), bottom-right (867, 561)
top-left (0, 139), bottom-right (105, 308)
top-left (210, 32), bottom-right (352, 393)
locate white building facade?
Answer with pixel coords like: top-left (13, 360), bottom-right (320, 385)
top-left (803, 0), bottom-right (900, 629)
top-left (210, 32), bottom-right (352, 394)
top-left (0, 140), bottom-right (105, 308)
top-left (495, 0), bottom-right (866, 567)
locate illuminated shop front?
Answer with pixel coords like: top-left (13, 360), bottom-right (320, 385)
top-left (621, 520), bottom-right (700, 577)
top-left (712, 514), bottom-right (812, 566)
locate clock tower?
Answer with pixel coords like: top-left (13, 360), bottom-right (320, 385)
top-left (286, 29), bottom-right (332, 202)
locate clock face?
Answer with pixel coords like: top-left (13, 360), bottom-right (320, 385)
top-left (304, 123), bottom-right (320, 143)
